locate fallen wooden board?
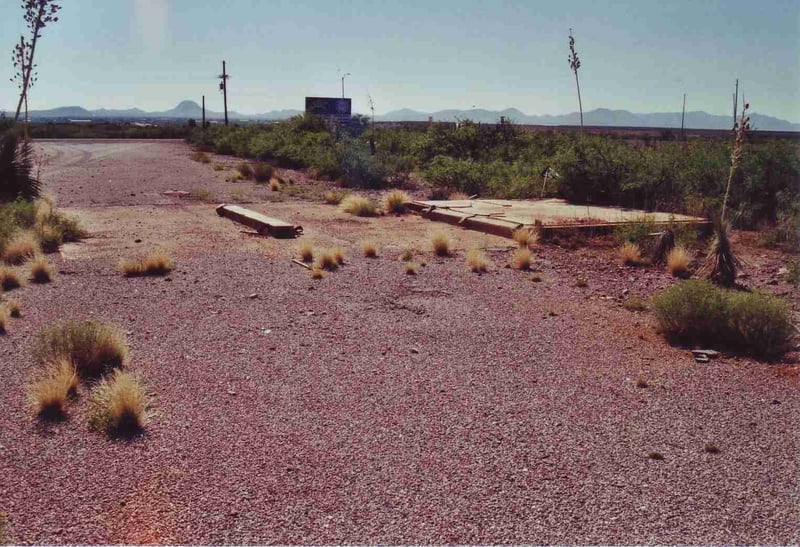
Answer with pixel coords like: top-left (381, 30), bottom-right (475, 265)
top-left (216, 204), bottom-right (303, 238)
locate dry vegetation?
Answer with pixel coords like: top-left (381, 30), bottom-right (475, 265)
top-left (340, 195), bottom-right (378, 217)
top-left (513, 247), bottom-right (532, 270)
top-left (466, 249), bottom-right (489, 272)
top-left (0, 307), bottom-right (7, 334)
top-left (619, 242), bottom-right (643, 266)
top-left (317, 251), bottom-right (339, 271)
top-left (27, 357), bottom-right (78, 419)
top-left (299, 242), bottom-right (314, 263)
top-left (333, 247), bottom-right (346, 265)
top-left (236, 162), bottom-right (254, 179)
top-left (253, 162), bottom-right (273, 183)
top-left (513, 228), bottom-right (538, 248)
top-left (269, 178), bottom-right (281, 191)
top-left (191, 151), bottom-right (211, 164)
top-left (120, 251), bottom-right (174, 277)
top-left (323, 189), bottom-right (347, 205)
top-left (449, 191), bottom-right (470, 200)
top-left (404, 261), bottom-right (418, 275)
top-left (0, 266), bottom-right (21, 291)
top-left (29, 255), bottom-right (52, 284)
top-left (87, 370), bottom-right (151, 434)
top-left (361, 241), bottom-right (378, 258)
top-left (3, 233), bottom-right (39, 265)
top-left (6, 299), bottom-right (21, 318)
top-left (384, 190), bottom-right (409, 214)
top-left (431, 232), bottom-right (451, 256)
top-left (33, 319), bottom-right (128, 377)
top-left (666, 246), bottom-right (691, 277)
top-left (310, 267), bottom-right (324, 279)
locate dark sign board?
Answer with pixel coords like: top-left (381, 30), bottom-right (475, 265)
top-left (305, 97), bottom-right (351, 118)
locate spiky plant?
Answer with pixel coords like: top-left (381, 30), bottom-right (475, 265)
top-left (0, 132), bottom-right (41, 201)
top-left (568, 28), bottom-right (584, 130)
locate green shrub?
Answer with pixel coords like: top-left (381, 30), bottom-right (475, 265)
top-left (252, 162), bottom-right (273, 183)
top-left (726, 291), bottom-right (794, 358)
top-left (652, 280), bottom-right (728, 343)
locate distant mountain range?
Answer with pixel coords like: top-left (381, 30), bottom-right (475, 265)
top-left (9, 100), bottom-right (800, 131)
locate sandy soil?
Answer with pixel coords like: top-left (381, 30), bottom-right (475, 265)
top-left (0, 140), bottom-right (797, 545)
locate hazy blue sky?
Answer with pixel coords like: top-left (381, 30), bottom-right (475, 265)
top-left (1, 0), bottom-right (798, 120)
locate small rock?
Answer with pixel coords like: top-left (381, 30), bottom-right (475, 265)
top-left (410, 348), bottom-right (420, 354)
top-left (134, 238), bottom-right (142, 243)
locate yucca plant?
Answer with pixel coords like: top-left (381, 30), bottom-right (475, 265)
top-left (0, 132), bottom-right (41, 201)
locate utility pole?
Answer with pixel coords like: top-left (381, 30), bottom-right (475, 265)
top-left (218, 60), bottom-right (230, 126)
top-left (732, 78), bottom-right (738, 131)
top-left (680, 93), bottom-right (686, 140)
top-left (341, 72), bottom-right (350, 99)
top-left (202, 95), bottom-right (206, 128)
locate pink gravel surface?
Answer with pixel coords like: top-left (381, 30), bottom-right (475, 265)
top-left (0, 140), bottom-right (797, 545)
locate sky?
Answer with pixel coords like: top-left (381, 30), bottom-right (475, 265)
top-left (1, 0), bottom-right (798, 120)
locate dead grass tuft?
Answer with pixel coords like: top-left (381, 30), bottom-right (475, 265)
top-left (404, 261), bottom-right (418, 275)
top-left (29, 255), bottom-right (52, 284)
top-left (384, 189), bottom-right (409, 214)
top-left (192, 151), bottom-right (211, 163)
top-left (340, 195), bottom-right (378, 217)
top-left (310, 267), bottom-right (324, 279)
top-left (666, 245), bottom-right (691, 277)
top-left (33, 319), bottom-right (128, 377)
top-left (619, 242), bottom-right (643, 266)
top-left (704, 442), bottom-right (721, 454)
top-left (333, 247), bottom-right (346, 265)
top-left (431, 231), bottom-right (451, 256)
top-left (0, 308), bottom-right (7, 334)
top-left (466, 249), bottom-right (489, 272)
top-left (317, 251), bottom-right (339, 271)
top-left (120, 251), bottom-right (174, 277)
top-left (0, 267), bottom-right (22, 291)
top-left (400, 248), bottom-right (414, 262)
top-left (623, 295), bottom-right (649, 312)
top-left (299, 242), bottom-right (314, 263)
top-left (253, 162), bottom-right (274, 183)
top-left (6, 299), bottom-right (21, 318)
top-left (269, 178), bottom-right (281, 191)
top-left (513, 228), bottom-right (538, 248)
top-left (324, 189), bottom-right (348, 205)
top-left (449, 191), bottom-right (470, 200)
top-left (27, 357), bottom-right (78, 419)
top-left (362, 241), bottom-right (378, 258)
top-left (512, 248), bottom-right (532, 270)
top-left (3, 233), bottom-right (39, 265)
top-left (236, 162), bottom-right (254, 179)
top-left (88, 370), bottom-right (151, 434)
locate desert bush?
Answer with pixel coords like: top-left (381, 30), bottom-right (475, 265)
top-left (384, 189), bottom-right (409, 214)
top-left (513, 247), bottom-right (532, 270)
top-left (253, 162), bottom-right (273, 183)
top-left (666, 246), bottom-right (691, 277)
top-left (404, 261), bottom-right (418, 275)
top-left (310, 267), bottom-right (324, 279)
top-left (340, 195), bottom-right (378, 217)
top-left (618, 242), bottom-right (643, 266)
top-left (36, 223), bottom-right (62, 253)
top-left (269, 178), bottom-right (281, 191)
top-left (29, 255), bottom-right (52, 283)
top-left (324, 189), bottom-right (347, 205)
top-left (33, 319), bottom-right (128, 377)
top-left (3, 232), bottom-right (39, 264)
top-left (623, 295), bottom-right (649, 311)
top-left (726, 291), bottom-right (794, 358)
top-left (192, 150), bottom-right (211, 164)
top-left (88, 370), bottom-right (151, 434)
top-left (6, 299), bottom-right (20, 318)
top-left (431, 231), bottom-right (451, 256)
top-left (362, 241), bottom-right (378, 258)
top-left (0, 307), bottom-right (7, 334)
top-left (27, 357), bottom-right (78, 419)
top-left (317, 251), bottom-right (339, 271)
top-left (333, 247), bottom-right (346, 265)
top-left (299, 242), bottom-right (314, 263)
top-left (449, 191), bottom-right (470, 200)
top-left (120, 251), bottom-right (173, 277)
top-left (38, 209), bottom-right (86, 244)
top-left (236, 161), bottom-right (253, 179)
top-left (652, 280), bottom-right (728, 343)
top-left (0, 266), bottom-right (21, 290)
top-left (466, 249), bottom-right (489, 272)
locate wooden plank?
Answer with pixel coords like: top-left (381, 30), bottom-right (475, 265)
top-left (216, 204), bottom-right (303, 238)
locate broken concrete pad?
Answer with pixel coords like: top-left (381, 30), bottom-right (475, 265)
top-left (216, 204), bottom-right (303, 238)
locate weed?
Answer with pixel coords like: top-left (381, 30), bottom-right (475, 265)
top-left (449, 191), bottom-right (470, 200)
top-left (88, 370), bottom-right (151, 434)
top-left (269, 178), bottom-right (281, 191)
top-left (120, 251), bottom-right (174, 277)
top-left (513, 247), bottom-right (532, 270)
top-left (340, 195), bottom-right (378, 217)
top-left (299, 242), bottom-right (314, 263)
top-left (400, 248), bottom-right (414, 262)
top-left (310, 267), bottom-right (324, 279)
top-left (0, 308), bottom-right (7, 334)
top-left (6, 299), bottom-right (20, 318)
top-left (33, 319), bottom-right (128, 377)
top-left (0, 267), bottom-right (21, 291)
top-left (212, 163), bottom-right (226, 171)
top-left (236, 162), bottom-right (254, 179)
top-left (317, 251), bottom-right (339, 271)
top-left (431, 231), bottom-right (451, 256)
top-left (384, 189), bottom-right (409, 214)
top-left (253, 162), bottom-right (273, 183)
top-left (623, 295), bottom-right (649, 312)
top-left (3, 232), bottom-right (39, 265)
top-left (189, 190), bottom-right (216, 202)
top-left (192, 150), bottom-right (211, 163)
top-left (333, 247), bottom-right (346, 265)
top-left (618, 242), bottom-right (643, 266)
top-left (324, 189), bottom-right (348, 205)
top-left (362, 241), bottom-right (378, 258)
top-left (513, 228), bottom-right (538, 248)
top-left (36, 223), bottom-right (62, 253)
top-left (404, 261), bottom-right (418, 275)
top-left (666, 246), bottom-right (691, 278)
top-left (27, 357), bottom-right (78, 419)
top-left (466, 248), bottom-right (489, 272)
top-left (29, 255), bottom-right (52, 283)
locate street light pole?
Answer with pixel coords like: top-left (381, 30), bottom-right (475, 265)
top-left (341, 72), bottom-right (350, 99)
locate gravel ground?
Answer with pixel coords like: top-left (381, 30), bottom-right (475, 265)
top-left (0, 140), bottom-right (797, 545)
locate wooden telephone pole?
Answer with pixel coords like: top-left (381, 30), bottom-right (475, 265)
top-left (218, 61), bottom-right (230, 126)
top-left (202, 95), bottom-right (206, 128)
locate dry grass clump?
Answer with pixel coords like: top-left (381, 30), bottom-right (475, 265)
top-left (466, 249), bottom-right (489, 272)
top-left (27, 357), bottom-right (78, 419)
top-left (404, 261), bottom-right (418, 275)
top-left (253, 162), bottom-right (274, 183)
top-left (0, 266), bottom-right (21, 291)
top-left (513, 228), bottom-right (538, 248)
top-left (384, 190), bottom-right (409, 214)
top-left (431, 231), bottom-right (451, 256)
top-left (33, 319), bottom-right (128, 377)
top-left (3, 233), bottom-right (39, 265)
top-left (88, 370), bottom-right (151, 434)
top-left (618, 242), bottom-right (643, 266)
top-left (316, 251), bottom-right (339, 271)
top-left (269, 178), bottom-right (281, 191)
top-left (236, 162), bottom-right (253, 179)
top-left (449, 191), bottom-right (470, 200)
top-left (120, 251), bottom-right (174, 277)
top-left (310, 267), bottom-right (324, 279)
top-left (400, 248), bottom-right (414, 262)
top-left (513, 247), bottom-right (532, 270)
top-left (299, 242), bottom-right (314, 263)
top-left (666, 246), bottom-right (691, 277)
top-left (333, 247), bottom-right (346, 265)
top-left (29, 255), bottom-right (52, 284)
top-left (575, 277), bottom-right (588, 288)
top-left (623, 295), bottom-right (649, 311)
top-left (0, 307), bottom-right (7, 334)
top-left (340, 195), bottom-right (378, 217)
top-left (6, 299), bottom-right (21, 318)
top-left (362, 241), bottom-right (378, 258)
top-left (36, 223), bottom-right (62, 253)
top-left (192, 150), bottom-right (211, 163)
top-left (323, 189), bottom-right (347, 205)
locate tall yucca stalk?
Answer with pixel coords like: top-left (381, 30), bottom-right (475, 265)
top-left (701, 102), bottom-right (750, 287)
top-left (568, 28), bottom-right (583, 130)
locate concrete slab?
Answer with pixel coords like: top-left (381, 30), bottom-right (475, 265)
top-left (407, 198), bottom-right (709, 238)
top-left (216, 204), bottom-right (303, 238)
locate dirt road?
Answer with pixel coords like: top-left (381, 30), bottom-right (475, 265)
top-left (0, 140), bottom-right (797, 545)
